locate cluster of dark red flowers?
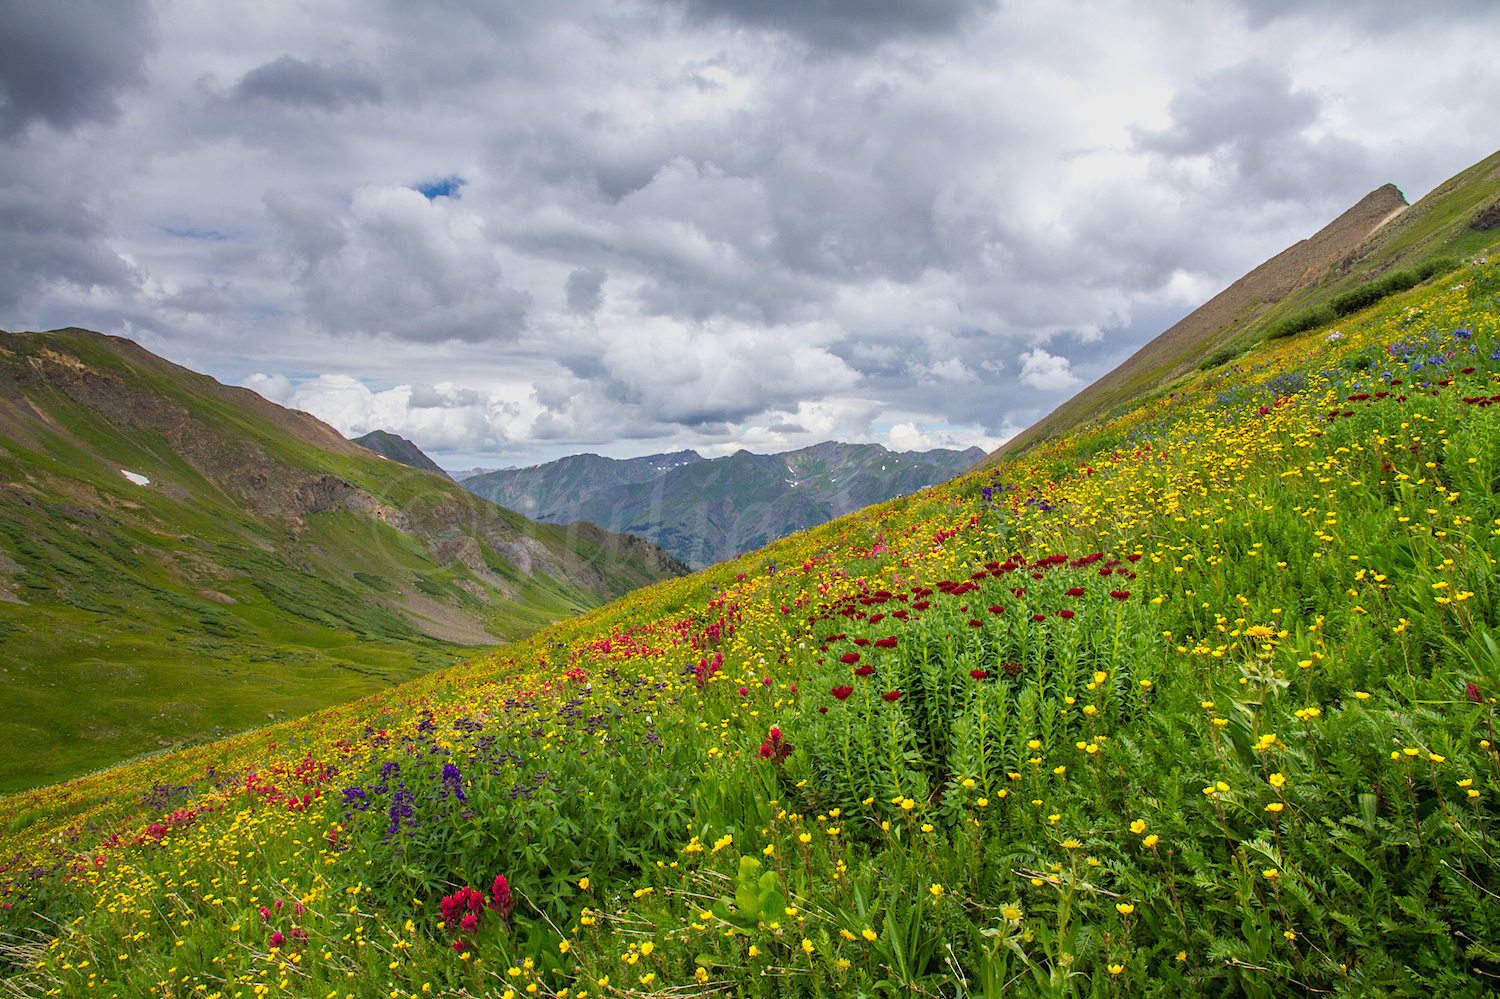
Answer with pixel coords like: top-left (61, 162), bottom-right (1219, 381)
top-left (440, 874), bottom-right (517, 952)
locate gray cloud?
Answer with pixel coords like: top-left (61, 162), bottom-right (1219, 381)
top-left (0, 180), bottom-right (136, 311)
top-left (233, 56), bottom-right (384, 111)
top-left (565, 266), bottom-right (606, 313)
top-left (0, 0), bottom-right (155, 136)
top-left (1132, 60), bottom-right (1373, 201)
top-left (266, 185), bottom-right (530, 343)
top-left (674, 0), bottom-right (997, 51)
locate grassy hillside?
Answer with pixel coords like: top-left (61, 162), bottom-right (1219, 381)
top-left (0, 329), bottom-right (687, 791)
top-left (982, 148), bottom-right (1500, 468)
top-left (465, 442), bottom-right (985, 569)
top-left (1, 256), bottom-right (1498, 996)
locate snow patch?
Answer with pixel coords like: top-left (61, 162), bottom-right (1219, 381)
top-left (120, 469), bottom-right (150, 486)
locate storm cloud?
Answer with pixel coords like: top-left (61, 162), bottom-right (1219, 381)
top-left (2, 0), bottom-right (1498, 468)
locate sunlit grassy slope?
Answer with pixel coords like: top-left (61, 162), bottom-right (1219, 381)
top-left (3, 260), bottom-right (1500, 996)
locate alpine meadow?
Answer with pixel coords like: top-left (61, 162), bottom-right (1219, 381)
top-left (6, 156), bottom-right (1500, 998)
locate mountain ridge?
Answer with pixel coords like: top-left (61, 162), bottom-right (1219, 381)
top-left (462, 441), bottom-right (984, 569)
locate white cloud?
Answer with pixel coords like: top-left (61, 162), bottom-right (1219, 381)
top-left (1017, 348), bottom-right (1082, 392)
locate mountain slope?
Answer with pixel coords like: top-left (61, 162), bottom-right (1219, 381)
top-left (352, 429), bottom-right (453, 479)
top-left (0, 328), bottom-right (688, 790)
top-left (462, 442), bottom-right (984, 568)
top-left (981, 147), bottom-right (1500, 467)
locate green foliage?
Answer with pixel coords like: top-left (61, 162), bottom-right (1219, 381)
top-left (1330, 256), bottom-right (1460, 317)
top-left (1265, 303), bottom-right (1335, 340)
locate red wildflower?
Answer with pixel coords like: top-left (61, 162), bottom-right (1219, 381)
top-left (970, 669), bottom-right (988, 680)
top-left (491, 875), bottom-right (515, 919)
top-left (841, 652), bottom-right (861, 665)
top-left (969, 619), bottom-right (984, 628)
top-left (988, 604), bottom-right (1004, 614)
top-left (854, 665), bottom-right (875, 677)
top-left (1032, 614), bottom-right (1046, 622)
top-left (853, 638), bottom-right (870, 647)
top-left (270, 931), bottom-right (285, 949)
top-left (1065, 587), bottom-right (1085, 597)
top-left (1110, 590), bottom-right (1131, 601)
top-left (1058, 609), bottom-right (1075, 619)
top-left (882, 691), bottom-right (902, 702)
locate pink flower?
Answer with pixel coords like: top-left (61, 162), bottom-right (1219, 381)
top-left (269, 930), bottom-right (285, 949)
top-left (460, 912), bottom-right (479, 932)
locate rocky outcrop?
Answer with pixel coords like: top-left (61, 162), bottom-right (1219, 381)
top-left (1473, 199), bottom-right (1500, 231)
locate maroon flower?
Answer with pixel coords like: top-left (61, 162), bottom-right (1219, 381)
top-left (854, 665), bottom-right (875, 677)
top-left (1058, 609), bottom-right (1075, 619)
top-left (969, 669), bottom-right (988, 680)
top-left (1065, 587), bottom-right (1085, 597)
top-left (1032, 614), bottom-right (1046, 622)
top-left (841, 652), bottom-right (861, 665)
top-left (988, 604), bottom-right (1004, 614)
top-left (270, 930), bottom-right (285, 949)
top-left (853, 638), bottom-right (870, 647)
top-left (882, 690), bottom-right (902, 702)
top-left (873, 636), bottom-right (899, 649)
top-left (1467, 682), bottom-right (1484, 704)
top-left (1110, 590), bottom-right (1131, 601)
top-left (819, 706), bottom-right (828, 714)
top-left (969, 618), bottom-right (984, 628)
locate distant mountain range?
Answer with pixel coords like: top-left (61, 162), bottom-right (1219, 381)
top-left (0, 329), bottom-right (687, 790)
top-left (458, 443), bottom-right (984, 569)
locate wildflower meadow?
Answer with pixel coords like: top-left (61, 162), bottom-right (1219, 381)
top-left (4, 259), bottom-right (1500, 997)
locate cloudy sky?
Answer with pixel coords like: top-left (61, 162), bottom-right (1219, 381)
top-left (3, 0), bottom-right (1498, 469)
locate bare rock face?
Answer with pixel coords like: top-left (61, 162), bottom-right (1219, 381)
top-left (1473, 199), bottom-right (1500, 231)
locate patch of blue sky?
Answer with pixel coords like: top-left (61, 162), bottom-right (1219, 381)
top-left (413, 176), bottom-right (466, 200)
